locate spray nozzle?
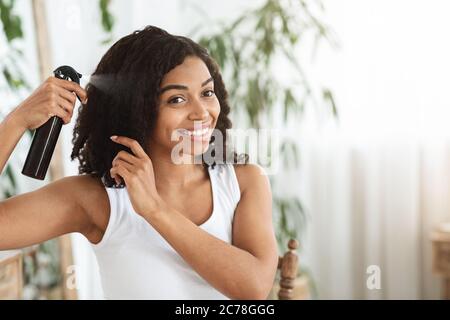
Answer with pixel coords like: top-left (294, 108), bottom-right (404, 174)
top-left (53, 66), bottom-right (83, 103)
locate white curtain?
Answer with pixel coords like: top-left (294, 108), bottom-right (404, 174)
top-left (296, 0), bottom-right (450, 299)
top-left (298, 135), bottom-right (450, 299)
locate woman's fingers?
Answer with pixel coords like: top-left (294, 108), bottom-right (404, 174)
top-left (111, 153), bottom-right (137, 186)
top-left (110, 136), bottom-right (147, 159)
top-left (110, 170), bottom-right (121, 186)
top-left (113, 151), bottom-right (138, 166)
top-left (110, 167), bottom-right (119, 185)
top-left (56, 85), bottom-right (77, 106)
top-left (53, 77), bottom-right (87, 103)
top-left (110, 165), bottom-right (130, 185)
top-left (111, 159), bottom-right (134, 185)
top-left (113, 159), bottom-right (134, 172)
top-left (52, 96), bottom-right (73, 124)
top-left (45, 83), bottom-right (78, 124)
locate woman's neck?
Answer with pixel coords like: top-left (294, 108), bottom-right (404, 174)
top-left (147, 141), bottom-right (206, 189)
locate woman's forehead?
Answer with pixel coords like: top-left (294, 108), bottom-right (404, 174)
top-left (160, 57), bottom-right (211, 87)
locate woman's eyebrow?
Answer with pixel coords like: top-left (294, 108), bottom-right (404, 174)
top-left (201, 77), bottom-right (214, 86)
top-left (159, 77), bottom-right (213, 95)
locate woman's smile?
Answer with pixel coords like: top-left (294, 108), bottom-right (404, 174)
top-left (176, 125), bottom-right (213, 142)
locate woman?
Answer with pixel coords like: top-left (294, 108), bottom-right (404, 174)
top-left (0, 25), bottom-right (278, 300)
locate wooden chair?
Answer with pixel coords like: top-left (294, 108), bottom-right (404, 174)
top-left (431, 224), bottom-right (450, 299)
top-left (276, 239), bottom-right (300, 300)
top-left (0, 250), bottom-right (23, 299)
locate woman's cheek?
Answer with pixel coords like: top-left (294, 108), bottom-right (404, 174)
top-left (211, 100), bottom-right (221, 118)
top-left (164, 110), bottom-right (188, 144)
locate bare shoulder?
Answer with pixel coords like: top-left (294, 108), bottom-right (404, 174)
top-left (61, 174), bottom-right (110, 242)
top-left (233, 163), bottom-right (271, 196)
top-left (66, 174), bottom-right (108, 210)
top-left (230, 164), bottom-right (278, 284)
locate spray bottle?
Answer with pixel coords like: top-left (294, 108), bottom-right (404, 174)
top-left (22, 66), bottom-right (82, 180)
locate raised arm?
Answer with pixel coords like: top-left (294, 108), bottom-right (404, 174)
top-left (0, 175), bottom-right (96, 250)
top-left (0, 76), bottom-right (90, 250)
top-left (0, 76), bottom-right (87, 175)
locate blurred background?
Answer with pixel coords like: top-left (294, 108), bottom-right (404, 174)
top-left (1, 0), bottom-right (450, 300)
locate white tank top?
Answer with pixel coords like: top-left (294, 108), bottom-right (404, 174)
top-left (91, 164), bottom-right (241, 300)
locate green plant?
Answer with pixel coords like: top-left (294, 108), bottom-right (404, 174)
top-left (0, 0), bottom-right (32, 199)
top-left (189, 0), bottom-right (338, 254)
top-left (99, 0), bottom-right (115, 44)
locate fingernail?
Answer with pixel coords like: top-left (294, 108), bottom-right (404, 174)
top-left (110, 135), bottom-right (117, 140)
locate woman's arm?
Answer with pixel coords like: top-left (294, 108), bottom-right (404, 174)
top-left (0, 76), bottom-right (86, 175)
top-left (148, 164), bottom-right (279, 300)
top-left (0, 112), bottom-right (27, 176)
top-left (0, 175), bottom-right (96, 250)
top-left (0, 77), bottom-right (90, 250)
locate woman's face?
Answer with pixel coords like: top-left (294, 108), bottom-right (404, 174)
top-left (153, 56), bottom-right (220, 159)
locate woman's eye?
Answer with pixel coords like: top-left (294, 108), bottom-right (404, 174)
top-left (168, 97), bottom-right (184, 104)
top-left (203, 90), bottom-right (215, 97)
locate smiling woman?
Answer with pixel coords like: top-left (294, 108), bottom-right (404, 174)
top-left (0, 25), bottom-right (278, 300)
top-left (70, 25), bottom-right (237, 187)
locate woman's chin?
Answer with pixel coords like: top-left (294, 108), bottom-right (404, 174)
top-left (169, 134), bottom-right (213, 163)
top-left (187, 141), bottom-right (210, 157)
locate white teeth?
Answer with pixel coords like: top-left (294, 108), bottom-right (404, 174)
top-left (186, 127), bottom-right (209, 136)
top-left (178, 127), bottom-right (210, 137)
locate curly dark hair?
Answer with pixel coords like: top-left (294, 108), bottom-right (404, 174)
top-left (70, 25), bottom-right (245, 188)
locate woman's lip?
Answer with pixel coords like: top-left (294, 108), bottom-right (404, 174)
top-left (190, 128), bottom-right (212, 141)
top-left (177, 127), bottom-right (212, 141)
top-left (184, 122), bottom-right (212, 130)
top-left (177, 126), bottom-right (211, 133)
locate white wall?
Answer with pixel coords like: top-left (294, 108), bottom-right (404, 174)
top-left (298, 0), bottom-right (450, 299)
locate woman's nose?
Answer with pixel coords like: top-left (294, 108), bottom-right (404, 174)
top-left (189, 99), bottom-right (209, 119)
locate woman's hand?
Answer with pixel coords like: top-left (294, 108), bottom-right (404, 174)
top-left (109, 135), bottom-right (166, 219)
top-left (10, 76), bottom-right (87, 130)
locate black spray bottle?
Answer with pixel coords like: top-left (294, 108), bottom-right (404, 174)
top-left (22, 66), bottom-right (82, 180)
